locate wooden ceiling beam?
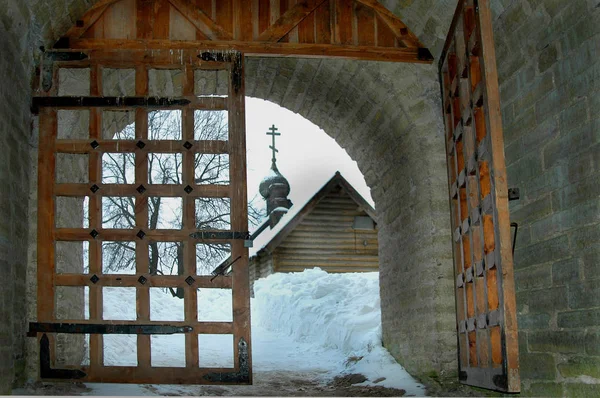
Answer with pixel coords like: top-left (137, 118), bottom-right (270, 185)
top-left (256, 0), bottom-right (328, 42)
top-left (166, 0), bottom-right (234, 40)
top-left (66, 38), bottom-right (433, 63)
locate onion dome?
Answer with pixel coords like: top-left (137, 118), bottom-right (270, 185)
top-left (259, 162), bottom-right (291, 199)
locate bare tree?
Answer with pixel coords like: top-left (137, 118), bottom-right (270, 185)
top-left (101, 110), bottom-right (262, 298)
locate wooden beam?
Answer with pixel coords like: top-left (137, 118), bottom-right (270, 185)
top-left (355, 0), bottom-right (424, 48)
top-left (55, 274), bottom-right (233, 289)
top-left (68, 38), bottom-right (433, 63)
top-left (167, 0), bottom-right (234, 40)
top-left (256, 0), bottom-right (327, 42)
top-left (55, 140), bottom-right (229, 155)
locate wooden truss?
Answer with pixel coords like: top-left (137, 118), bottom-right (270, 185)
top-left (55, 0), bottom-right (433, 63)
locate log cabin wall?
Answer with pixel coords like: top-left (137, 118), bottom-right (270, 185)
top-left (273, 188), bottom-right (378, 273)
top-left (248, 253), bottom-right (274, 296)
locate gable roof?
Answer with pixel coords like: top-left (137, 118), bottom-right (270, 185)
top-left (250, 171), bottom-right (376, 257)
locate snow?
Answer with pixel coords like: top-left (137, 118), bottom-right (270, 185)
top-left (82, 269), bottom-right (425, 396)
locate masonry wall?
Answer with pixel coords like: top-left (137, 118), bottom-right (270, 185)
top-left (0, 1), bottom-right (34, 393)
top-left (495, 1), bottom-right (600, 395)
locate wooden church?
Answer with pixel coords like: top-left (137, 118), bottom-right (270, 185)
top-left (249, 160), bottom-right (379, 288)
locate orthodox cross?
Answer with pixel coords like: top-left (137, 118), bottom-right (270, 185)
top-left (266, 124), bottom-right (280, 164)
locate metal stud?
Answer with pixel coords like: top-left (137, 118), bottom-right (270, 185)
top-left (90, 274), bottom-right (99, 284)
top-left (136, 140), bottom-right (146, 149)
top-left (90, 184), bottom-right (100, 193)
top-left (89, 229), bottom-right (99, 238)
top-left (90, 140), bottom-right (99, 149)
top-left (137, 230), bottom-right (146, 239)
top-left (136, 185), bottom-right (146, 194)
top-left (138, 275), bottom-right (147, 285)
top-left (184, 185), bottom-right (193, 194)
top-left (183, 141), bottom-right (193, 150)
top-left (185, 276), bottom-right (195, 286)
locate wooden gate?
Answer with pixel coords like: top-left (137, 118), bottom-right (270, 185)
top-left (439, 0), bottom-right (519, 392)
top-left (31, 49), bottom-right (251, 384)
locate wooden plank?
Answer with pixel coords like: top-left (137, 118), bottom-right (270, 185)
top-left (132, 64), bottom-right (151, 369)
top-left (334, 0), bottom-right (352, 44)
top-left (55, 140), bottom-right (229, 154)
top-left (355, 0), bottom-right (423, 48)
top-left (169, 4), bottom-right (197, 40)
top-left (68, 39), bottom-right (433, 63)
top-left (181, 65), bottom-right (200, 368)
top-left (103, 0), bottom-right (136, 39)
top-left (43, 320), bottom-right (233, 335)
top-left (167, 0), bottom-right (234, 40)
top-left (153, 0), bottom-right (171, 39)
top-left (314, 0), bottom-right (331, 44)
top-left (257, 0), bottom-right (325, 42)
top-left (355, 2), bottom-right (375, 46)
top-left (54, 183), bottom-right (231, 198)
top-left (227, 53), bottom-right (252, 380)
top-left (278, 0), bottom-right (289, 42)
top-left (37, 109), bottom-right (57, 323)
top-left (233, 0), bottom-right (253, 41)
top-left (136, 0), bottom-right (154, 39)
top-left (64, 1), bottom-right (117, 38)
top-left (215, 0), bottom-right (234, 38)
top-left (54, 228), bottom-right (235, 243)
top-left (478, 0), bottom-right (519, 391)
top-left (297, 5), bottom-right (315, 43)
top-left (51, 366), bottom-right (246, 384)
top-left (55, 274), bottom-right (233, 289)
top-left (258, 0), bottom-right (271, 35)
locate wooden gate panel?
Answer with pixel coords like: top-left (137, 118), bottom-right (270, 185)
top-left (33, 49), bottom-right (251, 385)
top-left (439, 0), bottom-right (519, 392)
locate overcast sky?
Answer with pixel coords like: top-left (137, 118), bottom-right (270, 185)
top-left (244, 97), bottom-right (373, 223)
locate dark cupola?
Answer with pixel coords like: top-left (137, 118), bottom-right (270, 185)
top-left (259, 124), bottom-right (293, 227)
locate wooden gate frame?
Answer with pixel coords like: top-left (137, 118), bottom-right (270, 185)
top-left (438, 0), bottom-right (519, 392)
top-left (32, 49), bottom-right (252, 384)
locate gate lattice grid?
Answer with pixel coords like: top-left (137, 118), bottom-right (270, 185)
top-left (32, 49), bottom-right (252, 384)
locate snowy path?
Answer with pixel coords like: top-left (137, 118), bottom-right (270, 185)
top-left (15, 270), bottom-right (427, 396)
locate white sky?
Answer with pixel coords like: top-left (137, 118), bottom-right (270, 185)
top-left (245, 97), bottom-right (373, 223)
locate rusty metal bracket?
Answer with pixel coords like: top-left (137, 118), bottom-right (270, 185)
top-left (210, 256), bottom-right (242, 282)
top-left (28, 322), bottom-right (193, 337)
top-left (189, 231), bottom-right (250, 240)
top-left (203, 337), bottom-right (250, 383)
top-left (510, 222), bottom-right (518, 256)
top-left (39, 334), bottom-right (86, 380)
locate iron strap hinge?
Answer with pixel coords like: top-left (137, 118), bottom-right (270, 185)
top-left (27, 322), bottom-right (193, 337)
top-left (31, 96), bottom-right (191, 114)
top-left (189, 231), bottom-right (250, 240)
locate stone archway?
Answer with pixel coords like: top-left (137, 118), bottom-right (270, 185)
top-left (18, 0), bottom-right (460, 388)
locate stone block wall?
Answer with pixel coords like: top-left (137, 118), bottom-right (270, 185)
top-left (494, 0), bottom-right (599, 395)
top-left (0, 1), bottom-right (34, 393)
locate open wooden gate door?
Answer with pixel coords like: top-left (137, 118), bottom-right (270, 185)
top-left (439, 0), bottom-right (519, 393)
top-left (30, 49), bottom-right (251, 384)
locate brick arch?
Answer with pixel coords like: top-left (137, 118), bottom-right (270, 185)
top-left (21, 0), bottom-right (460, 383)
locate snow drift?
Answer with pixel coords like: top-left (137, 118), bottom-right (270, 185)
top-left (89, 267), bottom-right (425, 395)
top-left (253, 268), bottom-right (382, 356)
